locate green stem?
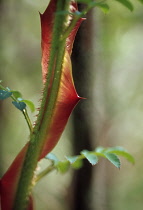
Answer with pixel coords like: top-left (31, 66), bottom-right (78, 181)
top-left (33, 165), bottom-right (55, 185)
top-left (22, 109), bottom-right (33, 133)
top-left (13, 1), bottom-right (71, 209)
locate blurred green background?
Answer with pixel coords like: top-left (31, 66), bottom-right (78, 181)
top-left (1, 0), bottom-right (143, 209)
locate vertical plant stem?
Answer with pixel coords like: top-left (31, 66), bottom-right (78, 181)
top-left (13, 0), bottom-right (70, 209)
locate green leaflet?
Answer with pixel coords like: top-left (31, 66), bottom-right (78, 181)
top-left (56, 161), bottom-right (70, 173)
top-left (96, 3), bottom-right (110, 14)
top-left (95, 146), bottom-right (134, 167)
top-left (104, 153), bottom-right (121, 168)
top-left (66, 155), bottom-right (79, 164)
top-left (12, 91), bottom-right (22, 99)
top-left (114, 0), bottom-right (134, 11)
top-left (46, 153), bottom-right (70, 173)
top-left (0, 90), bottom-right (12, 100)
top-left (66, 156), bottom-right (83, 169)
top-left (45, 153), bottom-right (59, 164)
top-left (71, 159), bottom-right (83, 169)
top-left (76, 0), bottom-right (139, 13)
top-left (81, 150), bottom-right (98, 165)
top-left (21, 100), bottom-right (35, 112)
top-left (77, 0), bottom-right (110, 14)
top-left (12, 101), bottom-right (26, 111)
top-left (105, 146), bottom-right (135, 164)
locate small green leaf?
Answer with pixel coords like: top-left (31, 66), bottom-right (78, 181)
top-left (12, 101), bottom-right (26, 111)
top-left (21, 99), bottom-right (35, 112)
top-left (106, 147), bottom-right (135, 164)
top-left (45, 153), bottom-right (70, 173)
top-left (0, 90), bottom-right (12, 100)
top-left (96, 3), bottom-right (110, 14)
top-left (57, 161), bottom-right (70, 173)
top-left (66, 156), bottom-right (79, 164)
top-left (45, 153), bottom-right (59, 164)
top-left (95, 146), bottom-right (105, 153)
top-left (106, 146), bottom-right (126, 153)
top-left (81, 150), bottom-right (98, 165)
top-left (104, 153), bottom-right (121, 168)
top-left (71, 159), bottom-right (83, 169)
top-left (115, 0), bottom-right (134, 11)
top-left (66, 156), bottom-right (83, 169)
top-left (12, 91), bottom-right (22, 99)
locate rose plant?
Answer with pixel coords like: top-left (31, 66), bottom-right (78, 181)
top-left (0, 0), bottom-right (139, 209)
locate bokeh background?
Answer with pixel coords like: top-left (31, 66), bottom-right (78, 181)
top-left (1, 0), bottom-right (143, 209)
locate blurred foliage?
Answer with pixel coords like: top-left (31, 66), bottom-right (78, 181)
top-left (44, 146), bottom-right (134, 175)
top-left (92, 1), bottom-right (143, 210)
top-left (0, 0), bottom-right (143, 210)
